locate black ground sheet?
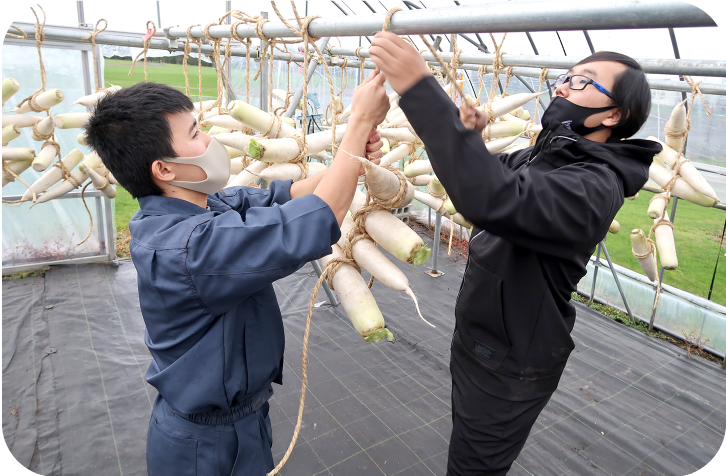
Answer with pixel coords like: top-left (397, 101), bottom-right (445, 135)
top-left (3, 227), bottom-right (726, 475)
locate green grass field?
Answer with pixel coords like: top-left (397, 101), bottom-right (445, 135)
top-left (105, 61), bottom-right (726, 304)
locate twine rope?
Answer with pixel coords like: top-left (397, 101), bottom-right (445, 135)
top-left (7, 24), bottom-right (28, 39)
top-left (128, 21), bottom-right (156, 81)
top-left (81, 19), bottom-right (108, 91)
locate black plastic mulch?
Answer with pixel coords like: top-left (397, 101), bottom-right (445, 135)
top-left (3, 227), bottom-right (725, 475)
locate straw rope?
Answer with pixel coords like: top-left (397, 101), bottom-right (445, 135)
top-left (128, 21), bottom-right (156, 81)
top-left (7, 24), bottom-right (28, 39)
top-left (81, 19), bottom-right (108, 91)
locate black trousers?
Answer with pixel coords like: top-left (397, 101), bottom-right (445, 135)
top-left (446, 342), bottom-right (554, 476)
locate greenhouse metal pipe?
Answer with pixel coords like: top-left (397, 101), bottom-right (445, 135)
top-left (283, 37), bottom-right (331, 118)
top-left (165, 1), bottom-right (715, 40)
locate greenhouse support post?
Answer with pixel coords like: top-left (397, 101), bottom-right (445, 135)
top-left (589, 242), bottom-right (602, 304)
top-left (599, 237), bottom-right (635, 323)
top-left (425, 213), bottom-right (444, 278)
top-left (283, 37), bottom-right (331, 118)
top-left (259, 12), bottom-right (269, 112)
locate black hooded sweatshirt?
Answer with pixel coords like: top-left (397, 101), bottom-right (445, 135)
top-left (399, 76), bottom-right (662, 401)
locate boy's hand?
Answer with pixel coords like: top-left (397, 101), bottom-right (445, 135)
top-left (350, 70), bottom-right (390, 129)
top-left (369, 31), bottom-right (431, 95)
top-left (360, 128), bottom-right (383, 175)
top-left (459, 103), bottom-right (488, 133)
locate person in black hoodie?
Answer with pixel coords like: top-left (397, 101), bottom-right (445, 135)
top-left (368, 33), bottom-right (662, 475)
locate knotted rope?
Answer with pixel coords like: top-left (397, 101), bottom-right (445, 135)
top-left (7, 24), bottom-right (28, 39)
top-left (81, 19), bottom-right (108, 91)
top-left (128, 21), bottom-right (156, 81)
top-left (528, 67), bottom-right (549, 146)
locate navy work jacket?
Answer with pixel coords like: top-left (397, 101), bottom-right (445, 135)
top-left (129, 180), bottom-right (340, 415)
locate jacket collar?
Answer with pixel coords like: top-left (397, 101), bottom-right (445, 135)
top-left (137, 193), bottom-right (230, 217)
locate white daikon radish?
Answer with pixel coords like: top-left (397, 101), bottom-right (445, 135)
top-left (1, 159), bottom-right (32, 187)
top-left (630, 229), bottom-right (658, 282)
top-left (21, 148), bottom-right (84, 201)
top-left (76, 132), bottom-right (88, 146)
top-left (72, 85), bottom-right (122, 107)
top-left (201, 114), bottom-right (248, 131)
top-left (54, 113), bottom-right (91, 129)
top-left (230, 158), bottom-right (245, 175)
top-left (409, 175), bottom-right (432, 186)
top-left (404, 160), bottom-right (433, 178)
top-left (2, 124), bottom-right (20, 146)
top-left (319, 244), bottom-right (393, 343)
top-left (646, 136), bottom-right (719, 202)
top-left (451, 213), bottom-right (473, 229)
top-left (648, 163), bottom-right (716, 207)
top-left (664, 99), bottom-right (688, 153)
top-left (13, 89), bottom-right (64, 114)
top-left (627, 193), bottom-right (639, 201)
top-left (224, 161), bottom-right (269, 188)
top-left (271, 89), bottom-right (290, 105)
top-left (477, 92), bottom-right (544, 119)
top-left (443, 198), bottom-right (457, 215)
top-left (2, 147), bottom-right (35, 161)
top-left (380, 138), bottom-right (390, 155)
top-left (483, 121), bottom-right (524, 139)
top-left (2, 78), bottom-right (20, 106)
top-left (32, 142), bottom-right (59, 171)
top-left (648, 195), bottom-right (667, 219)
top-left (107, 172), bottom-right (118, 185)
top-left (34, 152), bottom-right (104, 204)
top-left (214, 132), bottom-right (253, 153)
top-left (208, 126), bottom-right (231, 136)
top-left (229, 100), bottom-right (294, 138)
top-left (654, 211), bottom-right (677, 270)
top-left (353, 156), bottom-right (414, 207)
top-left (200, 109), bottom-right (221, 121)
top-left (3, 115), bottom-right (42, 129)
top-left (502, 142), bottom-right (530, 155)
top-left (608, 219), bottom-right (620, 234)
top-left (414, 190), bottom-right (446, 214)
top-left (385, 106), bottom-right (405, 124)
top-left (349, 190), bottom-right (431, 266)
top-left (380, 143), bottom-right (414, 168)
top-left (258, 161), bottom-right (326, 182)
top-left (378, 127), bottom-right (417, 145)
top-left (429, 176), bottom-right (445, 196)
top-left (84, 165), bottom-right (116, 198)
top-left (386, 111), bottom-right (409, 128)
top-left (281, 117), bottom-right (296, 129)
top-left (192, 99), bottom-right (218, 113)
top-left (242, 126), bottom-right (347, 163)
top-left (31, 116), bottom-right (54, 141)
top-left (225, 145), bottom-right (245, 159)
top-left (486, 135), bottom-right (521, 153)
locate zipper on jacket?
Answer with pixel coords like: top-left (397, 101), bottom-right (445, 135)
top-left (526, 132), bottom-right (577, 167)
top-left (455, 229), bottom-right (486, 305)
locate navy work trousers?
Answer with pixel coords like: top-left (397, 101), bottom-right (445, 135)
top-left (146, 394), bottom-right (274, 476)
top-left (446, 341), bottom-right (553, 475)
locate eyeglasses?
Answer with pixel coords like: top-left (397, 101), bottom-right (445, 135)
top-left (553, 74), bottom-right (615, 101)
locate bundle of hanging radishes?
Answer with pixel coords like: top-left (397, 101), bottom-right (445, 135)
top-left (630, 99), bottom-right (721, 282)
top-left (2, 77), bottom-right (120, 202)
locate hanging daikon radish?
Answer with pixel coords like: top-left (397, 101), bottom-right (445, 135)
top-left (409, 175), bottom-right (432, 186)
top-left (500, 113), bottom-right (526, 123)
top-left (404, 160), bottom-right (433, 178)
top-left (652, 155), bottom-right (667, 168)
top-left (77, 132), bottom-right (88, 146)
top-left (3, 115), bottom-right (42, 129)
top-left (654, 211), bottom-right (677, 270)
top-left (414, 190), bottom-right (446, 214)
top-left (648, 163), bottom-right (716, 207)
top-left (208, 126), bottom-right (231, 136)
top-left (443, 198), bottom-right (457, 215)
top-left (477, 92), bottom-right (544, 119)
top-left (229, 158), bottom-right (245, 175)
top-left (192, 99), bottom-right (218, 113)
top-left (646, 136), bottom-right (719, 202)
top-left (83, 165), bottom-right (116, 198)
top-left (385, 106), bottom-right (404, 124)
top-left (2, 124), bottom-right (20, 146)
top-left (32, 142), bottom-right (59, 171)
top-left (502, 142), bottom-right (530, 155)
top-left (380, 143), bottom-right (414, 168)
top-left (271, 97), bottom-right (285, 115)
top-left (72, 85), bottom-right (122, 107)
top-left (34, 152), bottom-right (104, 204)
top-left (243, 126), bottom-right (347, 163)
top-left (630, 229), bottom-right (658, 282)
top-left (1, 159), bottom-right (32, 187)
top-left (258, 162), bottom-right (326, 182)
top-left (13, 89), bottom-right (64, 114)
top-left (224, 161), bottom-right (269, 188)
top-left (484, 121), bottom-right (524, 139)
top-left (608, 219), bottom-right (620, 234)
top-left (281, 117), bottom-right (296, 129)
top-left (429, 176), bottom-right (445, 196)
top-left (627, 193), bottom-right (639, 200)
top-left (54, 113), bottom-right (91, 129)
top-left (200, 109), bottom-right (221, 121)
top-left (2, 78), bottom-right (20, 106)
top-left (338, 217), bottom-right (433, 328)
top-left (271, 89), bottom-right (290, 104)
top-left (201, 114), bottom-right (248, 131)
top-left (31, 116), bottom-right (54, 141)
top-left (664, 99), bottom-right (688, 153)
top-left (509, 106), bottom-right (526, 118)
top-left (214, 132), bottom-right (253, 152)
top-left (2, 147), bottom-right (35, 161)
top-left (229, 100), bottom-right (294, 138)
top-left (386, 111), bottom-right (410, 128)
top-left (349, 190), bottom-right (431, 266)
top-left (107, 172), bottom-right (118, 185)
top-left (351, 155), bottom-right (414, 207)
top-left (648, 195), bottom-right (667, 219)
top-left (225, 145), bottom-right (245, 159)
top-left (451, 213), bottom-right (473, 229)
top-left (378, 127), bottom-right (417, 145)
top-left (486, 135), bottom-right (521, 153)
top-left (379, 138), bottom-right (390, 155)
top-left (21, 148), bottom-right (84, 201)
top-left (319, 244), bottom-right (393, 343)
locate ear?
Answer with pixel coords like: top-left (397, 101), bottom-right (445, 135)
top-left (602, 107), bottom-right (623, 127)
top-left (150, 160), bottom-right (176, 183)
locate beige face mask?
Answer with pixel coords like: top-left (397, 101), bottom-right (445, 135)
top-left (166, 138), bottom-right (230, 195)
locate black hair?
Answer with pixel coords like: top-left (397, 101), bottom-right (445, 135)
top-left (84, 82), bottom-right (193, 198)
top-left (574, 51), bottom-right (651, 139)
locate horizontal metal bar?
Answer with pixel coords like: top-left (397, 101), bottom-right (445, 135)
top-left (2, 254), bottom-right (113, 276)
top-left (2, 190), bottom-right (104, 202)
top-left (164, 1), bottom-right (714, 39)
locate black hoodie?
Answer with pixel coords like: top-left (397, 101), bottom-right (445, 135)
top-left (399, 76), bottom-right (661, 401)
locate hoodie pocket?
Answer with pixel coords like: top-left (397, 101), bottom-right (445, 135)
top-left (455, 258), bottom-right (511, 371)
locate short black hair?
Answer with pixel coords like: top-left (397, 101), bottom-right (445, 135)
top-left (85, 82), bottom-right (193, 198)
top-left (574, 51), bottom-right (651, 139)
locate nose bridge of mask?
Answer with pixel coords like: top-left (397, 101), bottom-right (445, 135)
top-left (166, 138), bottom-right (230, 194)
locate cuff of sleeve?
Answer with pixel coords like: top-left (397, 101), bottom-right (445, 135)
top-left (268, 179), bottom-right (294, 205)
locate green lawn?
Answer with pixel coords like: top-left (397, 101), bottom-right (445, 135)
top-left (104, 60), bottom-right (726, 304)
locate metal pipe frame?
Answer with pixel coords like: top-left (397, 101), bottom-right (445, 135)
top-left (164, 1), bottom-right (714, 40)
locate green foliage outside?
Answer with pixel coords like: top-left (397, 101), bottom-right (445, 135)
top-left (104, 61), bottom-right (726, 304)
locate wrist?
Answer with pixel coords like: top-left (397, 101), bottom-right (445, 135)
top-left (348, 112), bottom-right (375, 130)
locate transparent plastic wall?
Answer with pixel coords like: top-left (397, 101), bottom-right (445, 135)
top-left (2, 42), bottom-right (111, 268)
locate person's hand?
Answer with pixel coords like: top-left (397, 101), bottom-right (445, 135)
top-left (349, 70), bottom-right (390, 129)
top-left (369, 31), bottom-right (431, 95)
top-left (359, 128), bottom-right (383, 175)
top-left (459, 103), bottom-right (488, 133)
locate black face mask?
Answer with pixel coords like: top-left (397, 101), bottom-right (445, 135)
top-left (541, 96), bottom-right (616, 137)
